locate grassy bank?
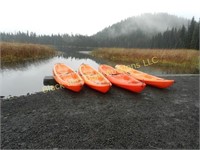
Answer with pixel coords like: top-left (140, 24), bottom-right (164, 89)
top-left (1, 42), bottom-right (57, 65)
top-left (91, 48), bottom-right (200, 74)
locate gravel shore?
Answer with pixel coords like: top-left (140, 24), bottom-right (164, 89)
top-left (1, 75), bottom-right (199, 149)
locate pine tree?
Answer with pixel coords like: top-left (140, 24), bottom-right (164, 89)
top-left (186, 17), bottom-right (196, 48)
top-left (178, 25), bottom-right (186, 48)
top-left (190, 21), bottom-right (199, 49)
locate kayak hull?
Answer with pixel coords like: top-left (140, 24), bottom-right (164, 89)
top-left (115, 65), bottom-right (174, 88)
top-left (53, 63), bottom-right (84, 92)
top-left (144, 80), bottom-right (174, 88)
top-left (87, 84), bottom-right (111, 93)
top-left (78, 64), bottom-right (112, 93)
top-left (99, 65), bottom-right (146, 93)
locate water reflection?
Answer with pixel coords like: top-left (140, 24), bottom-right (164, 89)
top-left (0, 54), bottom-right (100, 98)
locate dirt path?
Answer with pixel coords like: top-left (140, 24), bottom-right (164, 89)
top-left (1, 76), bottom-right (199, 149)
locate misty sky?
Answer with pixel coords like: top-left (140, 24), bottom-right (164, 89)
top-left (0, 0), bottom-right (199, 35)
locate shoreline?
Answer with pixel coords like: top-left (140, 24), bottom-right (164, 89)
top-left (1, 74), bottom-right (199, 100)
top-left (1, 75), bottom-right (199, 149)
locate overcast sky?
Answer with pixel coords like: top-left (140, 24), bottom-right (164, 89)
top-left (0, 0), bottom-right (199, 35)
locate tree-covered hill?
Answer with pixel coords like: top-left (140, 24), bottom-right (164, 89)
top-left (93, 13), bottom-right (189, 39)
top-left (0, 13), bottom-right (199, 50)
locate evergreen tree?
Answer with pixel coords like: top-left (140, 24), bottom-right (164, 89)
top-left (190, 21), bottom-right (199, 49)
top-left (186, 17), bottom-right (196, 48)
top-left (178, 25), bottom-right (186, 48)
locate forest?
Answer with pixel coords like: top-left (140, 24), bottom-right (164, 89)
top-left (0, 16), bottom-right (199, 50)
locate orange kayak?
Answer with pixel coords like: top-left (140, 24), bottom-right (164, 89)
top-left (78, 64), bottom-right (112, 93)
top-left (99, 65), bottom-right (146, 93)
top-left (115, 65), bottom-right (174, 88)
top-left (53, 63), bottom-right (84, 92)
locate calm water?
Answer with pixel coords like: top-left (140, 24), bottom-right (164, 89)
top-left (0, 50), bottom-right (166, 98)
top-left (0, 52), bottom-right (100, 98)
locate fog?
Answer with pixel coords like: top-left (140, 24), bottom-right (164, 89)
top-left (0, 0), bottom-right (199, 35)
top-left (96, 13), bottom-right (190, 38)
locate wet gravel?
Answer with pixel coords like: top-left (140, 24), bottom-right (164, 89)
top-left (1, 76), bottom-right (199, 149)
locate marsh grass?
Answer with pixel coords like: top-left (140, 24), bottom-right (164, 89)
top-left (91, 48), bottom-right (200, 74)
top-left (0, 42), bottom-right (57, 65)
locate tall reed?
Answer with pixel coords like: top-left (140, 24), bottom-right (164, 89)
top-left (1, 42), bottom-right (57, 64)
top-left (91, 48), bottom-right (199, 74)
